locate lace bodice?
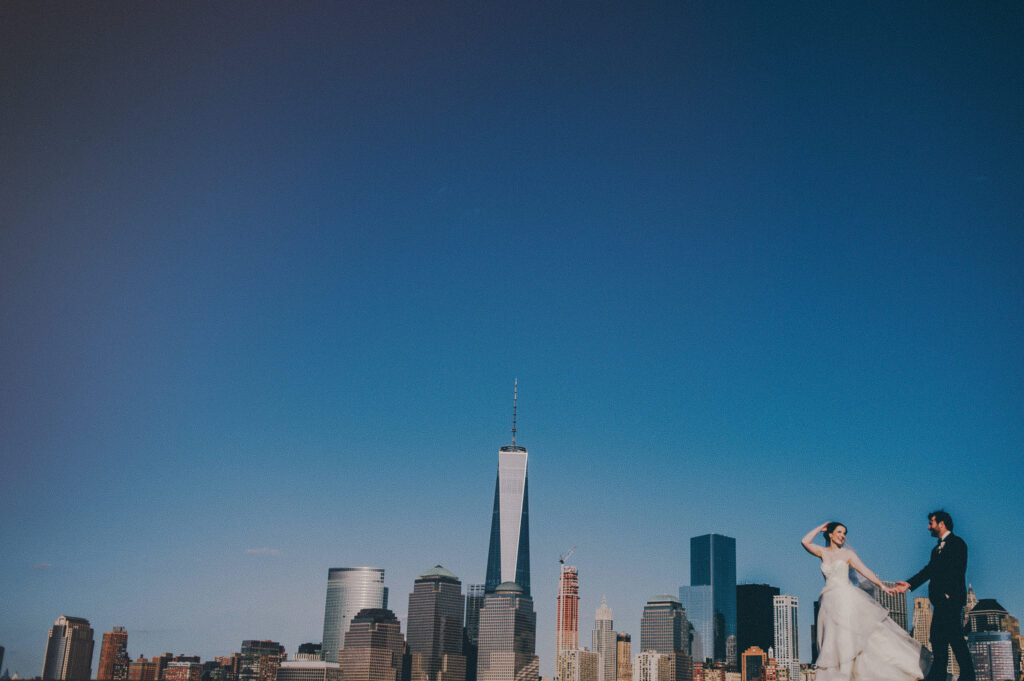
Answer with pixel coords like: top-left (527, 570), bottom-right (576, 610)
top-left (821, 552), bottom-right (851, 586)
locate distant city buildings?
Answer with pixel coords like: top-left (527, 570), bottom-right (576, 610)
top-left (632, 651), bottom-right (660, 681)
top-left (42, 615), bottom-right (94, 681)
top-left (484, 387), bottom-right (531, 598)
top-left (321, 568), bottom-right (389, 663)
top-left (98, 626), bottom-right (129, 681)
top-left (736, 585), bottom-right (779, 658)
top-left (238, 641), bottom-right (284, 681)
top-left (739, 647), bottom-right (766, 681)
top-left (967, 599), bottom-right (1016, 681)
top-left (477, 582), bottom-right (538, 681)
top-left (641, 595), bottom-right (688, 656)
top-left (294, 644), bottom-right (323, 662)
top-left (556, 566), bottom-right (580, 656)
top-left (277, 660), bottom-right (342, 681)
top-left (615, 635), bottom-right (632, 681)
top-left (464, 584), bottom-right (486, 681)
top-left (592, 597), bottom-right (617, 681)
top-left (688, 535), bottom-right (737, 665)
top-left (678, 587), bottom-right (711, 663)
top-left (407, 566), bottom-right (466, 681)
top-left (556, 649), bottom-right (598, 681)
top-left (771, 596), bottom-right (799, 681)
top-left (866, 582), bottom-right (909, 631)
top-left (339, 609), bottom-right (406, 681)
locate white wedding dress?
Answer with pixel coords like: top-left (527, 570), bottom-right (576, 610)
top-left (815, 552), bottom-right (930, 681)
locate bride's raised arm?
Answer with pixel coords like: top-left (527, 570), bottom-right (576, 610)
top-left (801, 523), bottom-right (827, 557)
top-left (848, 549), bottom-right (893, 592)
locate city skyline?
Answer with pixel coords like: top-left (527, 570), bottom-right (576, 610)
top-left (2, 2), bottom-right (1022, 681)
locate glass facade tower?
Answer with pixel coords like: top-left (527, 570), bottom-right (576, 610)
top-left (678, 586), bottom-right (711, 663)
top-left (484, 445), bottom-right (530, 596)
top-left (689, 534), bottom-right (737, 664)
top-left (592, 597), bottom-right (617, 681)
top-left (736, 584), bottom-right (779, 659)
top-left (322, 567), bottom-right (389, 663)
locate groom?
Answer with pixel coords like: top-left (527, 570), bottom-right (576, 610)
top-left (895, 510), bottom-right (976, 681)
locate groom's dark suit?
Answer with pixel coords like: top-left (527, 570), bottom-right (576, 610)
top-left (906, 532), bottom-right (975, 681)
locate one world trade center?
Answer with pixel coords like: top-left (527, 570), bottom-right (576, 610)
top-left (484, 381), bottom-right (530, 596)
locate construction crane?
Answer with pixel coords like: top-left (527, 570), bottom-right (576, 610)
top-left (559, 546), bottom-right (577, 565)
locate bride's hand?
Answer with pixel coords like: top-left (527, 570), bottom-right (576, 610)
top-left (881, 584), bottom-right (897, 595)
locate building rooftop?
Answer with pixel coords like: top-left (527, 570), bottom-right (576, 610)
top-left (419, 565), bottom-right (459, 581)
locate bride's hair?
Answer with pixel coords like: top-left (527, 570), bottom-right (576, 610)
top-left (823, 521), bottom-right (847, 546)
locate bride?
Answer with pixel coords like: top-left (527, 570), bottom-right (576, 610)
top-left (802, 522), bottom-right (930, 681)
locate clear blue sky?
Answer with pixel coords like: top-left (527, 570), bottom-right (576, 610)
top-left (2, 2), bottom-right (1022, 678)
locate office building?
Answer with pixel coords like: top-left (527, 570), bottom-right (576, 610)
top-left (865, 582), bottom-right (908, 631)
top-left (632, 652), bottom-right (661, 681)
top-left (128, 658), bottom-right (157, 681)
top-left (98, 626), bottom-right (130, 681)
top-left (740, 648), bottom-right (766, 681)
top-left (339, 608), bottom-right (406, 681)
top-left (969, 632), bottom-right (1013, 681)
top-left (476, 582), bottom-right (538, 681)
top-left (163, 662), bottom-right (202, 681)
top-left (485, 383), bottom-right (531, 597)
top-left (771, 597), bottom-right (799, 681)
top-left (465, 585), bottom-right (486, 681)
top-left (679, 587), bottom-right (712, 663)
top-left (912, 598), bottom-right (931, 649)
top-left (557, 566), bottom-right (580, 655)
top-left (42, 616), bottom-right (95, 681)
top-left (736, 586), bottom-right (779, 658)
top-left (641, 595), bottom-right (688, 656)
top-left (557, 650), bottom-right (599, 681)
top-left (295, 644), bottom-right (323, 662)
top-left (689, 535), bottom-right (737, 665)
top-left (593, 598), bottom-right (617, 681)
top-left (277, 661), bottom-right (343, 681)
top-left (322, 567), bottom-right (389, 663)
top-left (656, 652), bottom-right (693, 681)
top-left (616, 634), bottom-right (632, 681)
top-left (239, 641), bottom-right (285, 681)
top-left (408, 566), bottom-right (466, 681)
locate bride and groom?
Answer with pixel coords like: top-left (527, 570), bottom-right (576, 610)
top-left (801, 510), bottom-right (976, 681)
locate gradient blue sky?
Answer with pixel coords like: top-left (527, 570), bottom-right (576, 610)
top-left (2, 2), bottom-right (1022, 678)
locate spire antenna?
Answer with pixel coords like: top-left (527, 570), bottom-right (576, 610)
top-left (512, 378), bottom-right (518, 446)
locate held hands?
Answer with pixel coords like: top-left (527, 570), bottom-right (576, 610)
top-left (893, 581), bottom-right (910, 594)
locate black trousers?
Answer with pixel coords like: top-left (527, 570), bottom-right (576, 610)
top-left (926, 599), bottom-right (975, 681)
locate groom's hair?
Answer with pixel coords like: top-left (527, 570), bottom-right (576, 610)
top-left (929, 509), bottom-right (953, 530)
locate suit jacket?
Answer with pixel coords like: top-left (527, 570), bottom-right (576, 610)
top-left (906, 532), bottom-right (968, 607)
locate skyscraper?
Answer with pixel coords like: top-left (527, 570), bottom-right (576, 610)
top-left (867, 582), bottom-right (909, 631)
top-left (641, 595), bottom-right (689, 656)
top-left (97, 626), bottom-right (129, 681)
top-left (689, 535), bottom-right (737, 665)
top-left (736, 585), bottom-right (779, 659)
top-left (771, 596), bottom-right (799, 681)
top-left (678, 586), bottom-right (711, 663)
top-left (477, 582), bottom-right (538, 681)
top-left (407, 566), bottom-right (466, 681)
top-left (484, 382), bottom-right (530, 596)
top-left (912, 598), bottom-right (932, 649)
top-left (557, 650), bottom-right (599, 681)
top-left (593, 597), bottom-right (618, 681)
top-left (740, 647), bottom-right (767, 681)
top-left (616, 634), bottom-right (632, 681)
top-left (238, 641), bottom-right (285, 681)
top-left (42, 616), bottom-right (95, 681)
top-left (557, 566), bottom-right (580, 656)
top-left (464, 585), bottom-right (486, 681)
top-left (339, 609), bottom-right (406, 681)
top-left (322, 567), bottom-right (389, 663)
